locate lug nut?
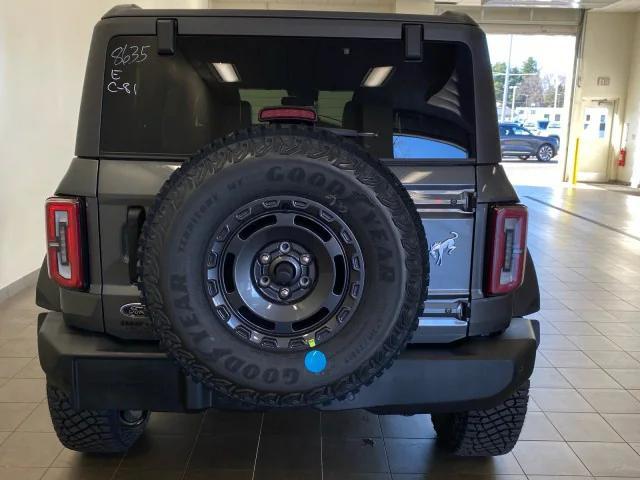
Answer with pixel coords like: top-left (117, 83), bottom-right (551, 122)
top-left (279, 287), bottom-right (290, 299)
top-left (300, 254), bottom-right (312, 265)
top-left (259, 276), bottom-right (270, 287)
top-left (300, 276), bottom-right (310, 288)
top-left (259, 253), bottom-right (271, 265)
top-left (279, 242), bottom-right (291, 254)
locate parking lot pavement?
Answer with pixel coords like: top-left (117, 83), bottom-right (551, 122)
top-left (0, 183), bottom-right (639, 480)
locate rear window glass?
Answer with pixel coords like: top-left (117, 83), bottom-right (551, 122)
top-left (393, 135), bottom-right (467, 159)
top-left (101, 35), bottom-right (475, 159)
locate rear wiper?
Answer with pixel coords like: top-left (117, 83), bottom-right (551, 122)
top-left (322, 127), bottom-right (378, 138)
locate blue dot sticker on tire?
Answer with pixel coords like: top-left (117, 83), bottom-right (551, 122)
top-left (304, 350), bottom-right (327, 374)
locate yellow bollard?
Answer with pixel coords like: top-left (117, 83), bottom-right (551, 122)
top-left (571, 137), bottom-right (580, 185)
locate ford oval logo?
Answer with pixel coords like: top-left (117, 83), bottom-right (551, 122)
top-left (120, 303), bottom-right (148, 318)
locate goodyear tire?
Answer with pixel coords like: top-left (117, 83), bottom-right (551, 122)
top-left (47, 385), bottom-right (148, 453)
top-left (139, 125), bottom-right (428, 407)
top-left (431, 381), bottom-right (529, 456)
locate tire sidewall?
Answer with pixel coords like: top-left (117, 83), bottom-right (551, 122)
top-left (141, 129), bottom-right (425, 401)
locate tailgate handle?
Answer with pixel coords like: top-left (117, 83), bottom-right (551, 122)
top-left (126, 207), bottom-right (146, 283)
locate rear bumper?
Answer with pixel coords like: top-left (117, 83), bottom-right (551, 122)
top-left (38, 312), bottom-right (539, 413)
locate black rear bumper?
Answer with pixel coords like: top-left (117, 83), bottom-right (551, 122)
top-left (38, 312), bottom-right (538, 413)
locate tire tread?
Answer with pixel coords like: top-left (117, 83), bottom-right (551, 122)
top-left (432, 381), bottom-right (529, 456)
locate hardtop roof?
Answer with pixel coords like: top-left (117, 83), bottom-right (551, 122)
top-left (102, 4), bottom-right (476, 27)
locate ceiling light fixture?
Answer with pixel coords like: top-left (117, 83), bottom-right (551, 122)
top-left (211, 62), bottom-right (240, 83)
top-left (362, 66), bottom-right (394, 88)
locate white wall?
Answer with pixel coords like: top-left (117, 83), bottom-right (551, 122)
top-left (622, 14), bottom-right (640, 187)
top-left (0, 0), bottom-right (206, 291)
top-left (566, 11), bottom-right (637, 181)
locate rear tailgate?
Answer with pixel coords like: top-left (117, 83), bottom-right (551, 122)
top-left (388, 163), bottom-right (475, 343)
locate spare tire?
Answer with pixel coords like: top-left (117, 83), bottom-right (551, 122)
top-left (139, 125), bottom-right (428, 407)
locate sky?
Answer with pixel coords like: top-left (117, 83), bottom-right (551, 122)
top-left (487, 34), bottom-right (577, 79)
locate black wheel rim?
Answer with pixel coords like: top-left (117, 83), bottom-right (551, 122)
top-left (205, 196), bottom-right (364, 351)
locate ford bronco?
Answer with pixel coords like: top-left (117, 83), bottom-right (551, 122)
top-left (36, 5), bottom-right (540, 456)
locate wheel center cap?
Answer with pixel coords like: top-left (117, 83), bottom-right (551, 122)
top-left (274, 261), bottom-right (296, 285)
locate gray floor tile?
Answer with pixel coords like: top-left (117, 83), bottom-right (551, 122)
top-left (16, 403), bottom-right (53, 433)
top-left (0, 432), bottom-right (62, 467)
top-left (184, 470), bottom-right (252, 480)
top-left (602, 413), bottom-right (640, 442)
top-left (531, 368), bottom-right (573, 388)
top-left (379, 414), bottom-right (435, 439)
top-left (43, 467), bottom-right (114, 480)
top-left (558, 368), bottom-right (622, 388)
top-left (585, 350), bottom-right (640, 368)
top-left (512, 441), bottom-right (590, 476)
top-left (114, 468), bottom-right (184, 480)
top-left (546, 412), bottom-right (623, 442)
top-left (0, 380), bottom-right (45, 403)
top-left (13, 359), bottom-right (44, 380)
top-left (578, 389), bottom-right (640, 413)
top-left (526, 476), bottom-right (593, 480)
top-left (0, 403), bottom-right (38, 431)
top-left (253, 469), bottom-right (321, 480)
top-left (0, 466), bottom-right (47, 480)
top-left (566, 335), bottom-right (621, 351)
top-left (119, 434), bottom-right (194, 470)
top-left (0, 359), bottom-right (31, 379)
top-left (323, 473), bottom-right (390, 480)
top-left (322, 410), bottom-right (381, 438)
top-left (569, 442), bottom-right (640, 477)
top-left (200, 410), bottom-right (262, 436)
top-left (606, 369), bottom-right (640, 389)
top-left (255, 435), bottom-right (321, 471)
top-left (542, 350), bottom-right (598, 368)
top-left (553, 322), bottom-right (601, 335)
top-left (610, 336), bottom-right (640, 351)
top-left (323, 437), bottom-right (389, 473)
top-left (520, 412), bottom-right (563, 441)
top-left (530, 388), bottom-right (595, 412)
top-left (261, 410), bottom-right (320, 437)
top-left (540, 335), bottom-right (578, 351)
top-left (189, 434), bottom-right (259, 470)
top-left (145, 412), bottom-right (203, 437)
top-left (590, 322), bottom-right (640, 336)
top-left (51, 448), bottom-right (122, 469)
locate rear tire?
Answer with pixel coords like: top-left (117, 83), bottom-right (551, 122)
top-left (536, 144), bottom-right (554, 162)
top-left (47, 385), bottom-right (149, 453)
top-left (431, 381), bottom-right (529, 456)
top-left (518, 155), bottom-right (529, 161)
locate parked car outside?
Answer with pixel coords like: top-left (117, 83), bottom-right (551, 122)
top-left (499, 122), bottom-right (560, 161)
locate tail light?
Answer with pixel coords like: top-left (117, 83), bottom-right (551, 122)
top-left (486, 204), bottom-right (528, 295)
top-left (45, 197), bottom-right (85, 289)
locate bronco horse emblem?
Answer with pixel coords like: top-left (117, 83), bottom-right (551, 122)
top-left (429, 232), bottom-right (459, 266)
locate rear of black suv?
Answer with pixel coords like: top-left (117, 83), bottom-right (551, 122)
top-left (37, 6), bottom-right (540, 456)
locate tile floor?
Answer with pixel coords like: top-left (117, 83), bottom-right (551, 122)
top-left (1, 181), bottom-right (640, 479)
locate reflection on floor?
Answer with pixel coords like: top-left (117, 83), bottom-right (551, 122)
top-left (1, 183), bottom-right (640, 479)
